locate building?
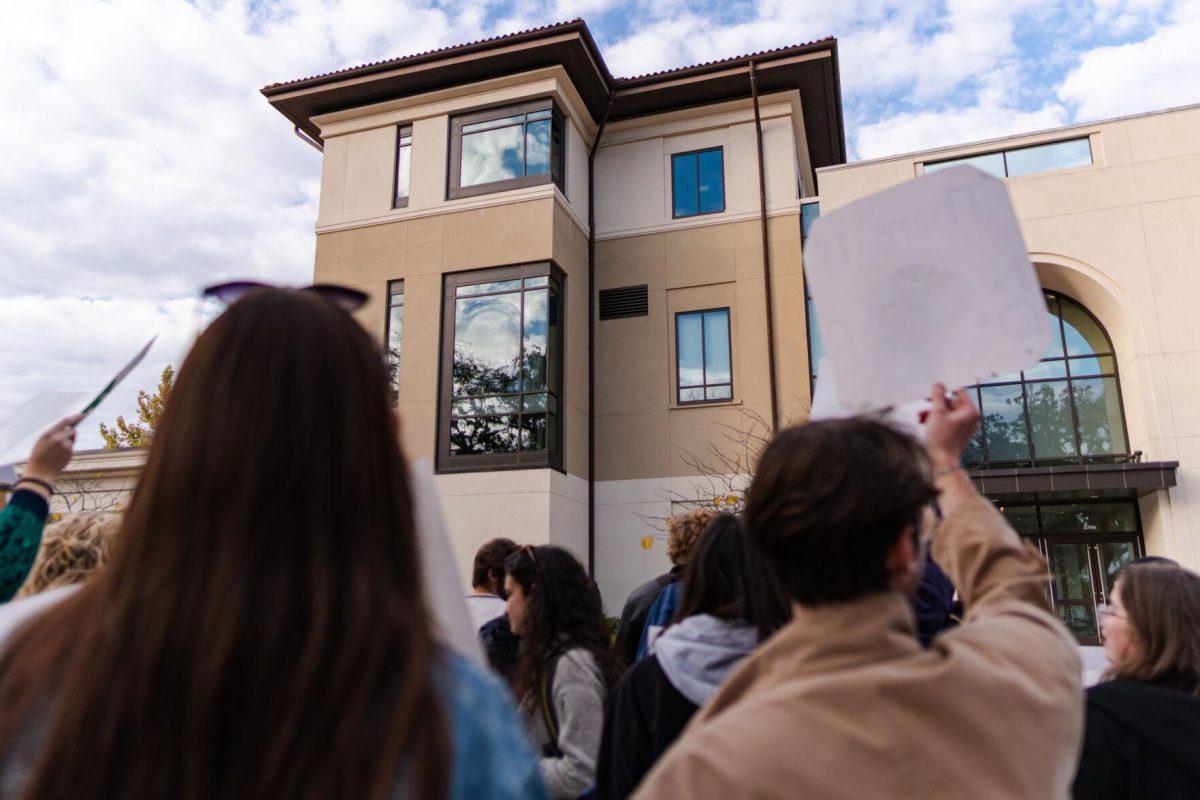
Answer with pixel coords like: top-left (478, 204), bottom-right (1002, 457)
top-left (816, 105), bottom-right (1199, 645)
top-left (261, 20), bottom-right (845, 614)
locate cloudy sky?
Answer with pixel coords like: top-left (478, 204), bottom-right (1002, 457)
top-left (1, 0), bottom-right (1197, 450)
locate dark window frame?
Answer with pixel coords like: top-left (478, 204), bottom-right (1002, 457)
top-left (393, 124), bottom-right (413, 209)
top-left (801, 201), bottom-right (821, 394)
top-left (436, 261), bottom-right (565, 473)
top-left (997, 497), bottom-right (1145, 645)
top-left (964, 291), bottom-right (1130, 468)
top-left (385, 280), bottom-right (404, 404)
top-left (674, 307), bottom-right (734, 406)
top-left (671, 146), bottom-right (726, 219)
top-left (447, 98), bottom-right (565, 201)
top-left (924, 136), bottom-right (1092, 178)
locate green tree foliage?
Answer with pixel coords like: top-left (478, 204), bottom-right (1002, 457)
top-left (98, 365), bottom-right (174, 449)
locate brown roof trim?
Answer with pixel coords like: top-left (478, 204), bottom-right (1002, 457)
top-left (615, 36), bottom-right (836, 85)
top-left (262, 19), bottom-right (612, 95)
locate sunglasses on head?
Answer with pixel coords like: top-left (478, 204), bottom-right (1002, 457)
top-left (203, 281), bottom-right (369, 313)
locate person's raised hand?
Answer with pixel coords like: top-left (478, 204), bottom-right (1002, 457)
top-left (924, 383), bottom-right (980, 473)
top-left (24, 414), bottom-right (83, 486)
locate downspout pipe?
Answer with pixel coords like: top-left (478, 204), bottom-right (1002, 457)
top-left (587, 97), bottom-right (614, 579)
top-left (294, 126), bottom-right (324, 153)
top-left (749, 61), bottom-right (780, 432)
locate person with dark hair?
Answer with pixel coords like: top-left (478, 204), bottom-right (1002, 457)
top-left (636, 385), bottom-right (1083, 799)
top-left (596, 513), bottom-right (790, 799)
top-left (506, 545), bottom-right (623, 799)
top-left (614, 508), bottom-right (713, 666)
top-left (468, 537), bottom-right (519, 631)
top-left (1073, 561), bottom-right (1200, 798)
top-left (0, 415), bottom-right (80, 603)
top-left (0, 287), bottom-right (542, 800)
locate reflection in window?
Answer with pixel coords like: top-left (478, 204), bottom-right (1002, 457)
top-left (801, 201), bottom-right (822, 391)
top-left (676, 308), bottom-right (732, 404)
top-left (441, 266), bottom-right (562, 470)
top-left (672, 148), bottom-right (725, 218)
top-left (963, 292), bottom-right (1127, 467)
top-left (394, 125), bottom-right (412, 208)
top-left (924, 137), bottom-right (1092, 179)
top-left (386, 281), bottom-right (403, 404)
top-left (998, 500), bottom-right (1143, 644)
top-left (449, 101), bottom-right (563, 199)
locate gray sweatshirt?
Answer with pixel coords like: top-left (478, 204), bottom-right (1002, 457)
top-left (522, 647), bottom-right (606, 799)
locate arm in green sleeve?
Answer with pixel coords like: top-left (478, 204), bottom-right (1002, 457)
top-left (0, 490), bottom-right (50, 603)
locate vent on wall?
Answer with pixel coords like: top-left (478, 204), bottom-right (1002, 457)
top-left (598, 285), bottom-right (649, 320)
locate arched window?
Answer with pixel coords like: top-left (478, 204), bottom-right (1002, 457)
top-left (963, 291), bottom-right (1128, 467)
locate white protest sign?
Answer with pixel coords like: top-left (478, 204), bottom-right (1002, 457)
top-left (804, 165), bottom-right (1048, 409)
top-left (810, 358), bottom-right (930, 439)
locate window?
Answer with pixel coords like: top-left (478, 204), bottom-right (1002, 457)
top-left (999, 500), bottom-right (1143, 644)
top-left (924, 137), bottom-right (1092, 179)
top-left (672, 148), bottom-right (725, 218)
top-left (676, 308), bottom-right (732, 404)
top-left (963, 291), bottom-right (1128, 468)
top-left (801, 201), bottom-right (823, 391)
top-left (438, 264), bottom-right (563, 471)
top-left (393, 125), bottom-right (412, 208)
top-left (386, 280), bottom-right (404, 403)
top-left (448, 100), bottom-right (564, 200)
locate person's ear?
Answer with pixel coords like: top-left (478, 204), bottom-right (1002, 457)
top-left (886, 525), bottom-right (918, 590)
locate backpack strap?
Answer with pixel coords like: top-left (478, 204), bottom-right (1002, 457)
top-left (539, 652), bottom-right (564, 758)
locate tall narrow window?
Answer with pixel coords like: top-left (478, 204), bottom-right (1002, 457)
top-left (394, 125), bottom-right (412, 208)
top-left (676, 308), bottom-right (732, 404)
top-left (385, 280), bottom-right (404, 403)
top-left (448, 100), bottom-right (564, 200)
top-left (801, 201), bottom-right (822, 391)
top-left (672, 148), bottom-right (725, 218)
top-left (438, 264), bottom-right (563, 471)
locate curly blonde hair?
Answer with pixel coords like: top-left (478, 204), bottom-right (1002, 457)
top-left (667, 508), bottom-right (716, 566)
top-left (16, 512), bottom-right (121, 598)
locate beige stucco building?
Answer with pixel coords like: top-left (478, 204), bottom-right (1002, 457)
top-left (261, 20), bottom-right (844, 616)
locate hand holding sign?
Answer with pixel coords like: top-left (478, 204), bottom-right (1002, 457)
top-left (804, 165), bottom-right (1048, 414)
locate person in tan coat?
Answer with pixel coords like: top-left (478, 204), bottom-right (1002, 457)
top-left (635, 385), bottom-right (1083, 799)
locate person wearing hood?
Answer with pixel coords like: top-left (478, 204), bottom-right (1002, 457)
top-left (1073, 560), bottom-right (1200, 799)
top-left (595, 513), bottom-right (790, 799)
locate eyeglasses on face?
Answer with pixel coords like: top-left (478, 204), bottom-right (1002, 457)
top-left (202, 281), bottom-right (368, 313)
top-left (1097, 603), bottom-right (1127, 621)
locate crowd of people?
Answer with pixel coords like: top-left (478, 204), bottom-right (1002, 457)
top-left (0, 285), bottom-right (1198, 798)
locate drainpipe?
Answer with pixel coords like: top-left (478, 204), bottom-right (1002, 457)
top-left (587, 97), bottom-right (614, 579)
top-left (749, 61), bottom-right (780, 432)
top-left (294, 125), bottom-right (323, 153)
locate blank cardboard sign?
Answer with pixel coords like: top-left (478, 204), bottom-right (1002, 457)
top-left (804, 165), bottom-right (1048, 409)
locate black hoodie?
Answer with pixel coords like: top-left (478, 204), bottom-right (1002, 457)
top-left (1073, 678), bottom-right (1200, 799)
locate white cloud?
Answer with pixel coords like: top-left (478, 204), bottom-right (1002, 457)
top-left (1058, 3), bottom-right (1200, 121)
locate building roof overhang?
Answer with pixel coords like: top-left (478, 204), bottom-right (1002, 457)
top-left (970, 461), bottom-right (1178, 501)
top-left (261, 20), bottom-right (846, 169)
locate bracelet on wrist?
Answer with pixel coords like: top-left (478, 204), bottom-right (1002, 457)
top-left (15, 476), bottom-right (54, 495)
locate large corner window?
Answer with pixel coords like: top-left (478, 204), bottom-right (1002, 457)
top-left (448, 100), bottom-right (564, 200)
top-left (1000, 500), bottom-right (1143, 645)
top-left (672, 147), bottom-right (725, 218)
top-left (386, 280), bottom-right (404, 403)
top-left (963, 291), bottom-right (1128, 468)
top-left (676, 308), bottom-right (732, 404)
top-left (924, 137), bottom-right (1092, 179)
top-left (394, 125), bottom-right (412, 208)
top-left (438, 264), bottom-right (563, 472)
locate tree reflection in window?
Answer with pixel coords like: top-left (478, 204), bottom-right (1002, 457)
top-left (449, 274), bottom-right (559, 458)
top-left (386, 280), bottom-right (403, 405)
top-left (964, 292), bottom-right (1127, 467)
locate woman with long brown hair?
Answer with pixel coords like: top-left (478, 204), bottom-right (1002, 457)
top-left (1073, 559), bottom-right (1200, 798)
top-left (504, 545), bottom-right (622, 799)
top-left (0, 286), bottom-right (543, 800)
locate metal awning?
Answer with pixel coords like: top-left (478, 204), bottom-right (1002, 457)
top-left (971, 461), bottom-right (1178, 500)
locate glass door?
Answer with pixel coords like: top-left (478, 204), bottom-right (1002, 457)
top-left (1046, 539), bottom-right (1100, 644)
